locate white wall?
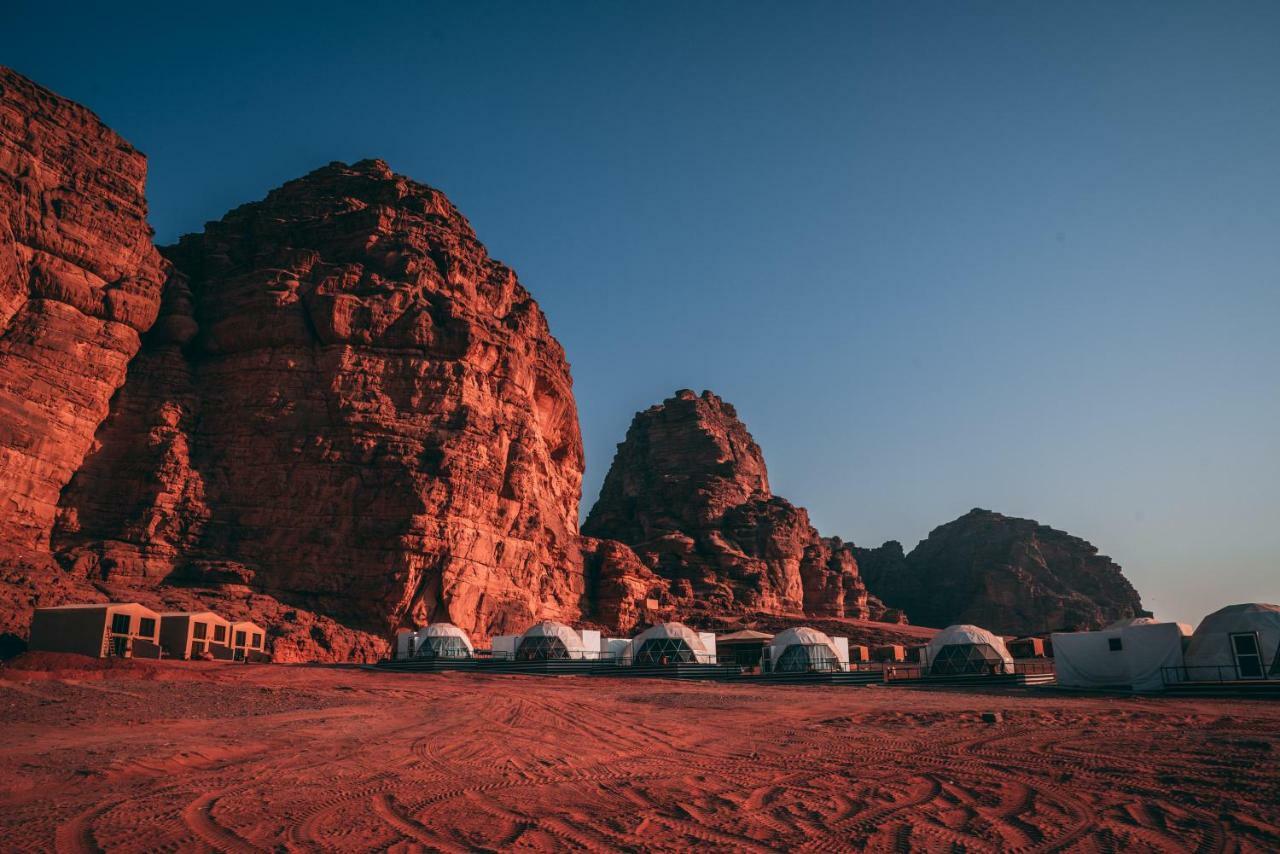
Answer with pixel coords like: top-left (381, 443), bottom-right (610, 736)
top-left (698, 632), bottom-right (717, 662)
top-left (833, 637), bottom-right (850, 670)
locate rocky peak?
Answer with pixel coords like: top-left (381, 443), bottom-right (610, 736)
top-left (583, 390), bottom-right (883, 620)
top-left (860, 508), bottom-right (1147, 634)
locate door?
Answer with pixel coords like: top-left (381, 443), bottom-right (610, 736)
top-left (1230, 632), bottom-right (1264, 679)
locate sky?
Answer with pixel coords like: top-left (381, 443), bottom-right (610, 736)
top-left (5, 1), bottom-right (1278, 624)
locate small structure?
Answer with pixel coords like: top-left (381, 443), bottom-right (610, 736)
top-left (159, 611), bottom-right (234, 660)
top-left (624, 622), bottom-right (717, 665)
top-left (1052, 618), bottom-right (1191, 692)
top-left (230, 621), bottom-right (269, 662)
top-left (716, 629), bottom-right (773, 669)
top-left (764, 627), bottom-right (849, 673)
top-left (872, 644), bottom-right (905, 663)
top-left (925, 625), bottom-right (1014, 676)
top-left (848, 644), bottom-right (871, 664)
top-left (1008, 637), bottom-right (1048, 659)
top-left (28, 602), bottom-right (162, 659)
top-left (413, 623), bottom-right (474, 660)
top-left (1182, 603), bottom-right (1280, 681)
top-left (504, 621), bottom-right (591, 661)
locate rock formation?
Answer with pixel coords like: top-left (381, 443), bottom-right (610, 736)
top-left (858, 508), bottom-right (1147, 635)
top-left (50, 158), bottom-right (590, 654)
top-left (0, 67), bottom-right (167, 556)
top-left (582, 390), bottom-right (887, 621)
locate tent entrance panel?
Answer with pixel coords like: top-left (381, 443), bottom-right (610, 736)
top-left (417, 637), bottom-right (471, 660)
top-left (775, 644), bottom-right (841, 673)
top-left (930, 643), bottom-right (1006, 676)
top-left (1230, 633), bottom-right (1264, 679)
top-left (634, 638), bottom-right (697, 664)
top-left (515, 637), bottom-right (570, 661)
top-left (108, 636), bottom-right (128, 657)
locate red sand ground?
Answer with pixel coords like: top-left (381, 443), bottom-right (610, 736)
top-left (1, 655), bottom-right (1278, 852)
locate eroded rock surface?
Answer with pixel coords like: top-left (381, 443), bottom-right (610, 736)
top-left (582, 390), bottom-right (886, 621)
top-left (51, 159), bottom-right (588, 653)
top-left (859, 508), bottom-right (1147, 634)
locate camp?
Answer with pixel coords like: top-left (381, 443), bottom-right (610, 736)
top-left (1182, 603), bottom-right (1280, 682)
top-left (28, 602), bottom-right (163, 660)
top-left (763, 627), bottom-right (849, 673)
top-left (412, 623), bottom-right (474, 660)
top-left (496, 621), bottom-right (595, 661)
top-left (623, 622), bottom-right (716, 665)
top-left (924, 625), bottom-right (1014, 676)
top-left (1052, 618), bottom-right (1191, 692)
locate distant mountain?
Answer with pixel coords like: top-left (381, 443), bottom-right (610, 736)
top-left (857, 508), bottom-right (1147, 635)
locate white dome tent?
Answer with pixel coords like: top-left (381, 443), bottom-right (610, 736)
top-left (625, 622), bottom-right (713, 665)
top-left (1183, 603), bottom-right (1280, 681)
top-left (925, 625), bottom-right (1014, 676)
top-left (514, 621), bottom-right (588, 661)
top-left (765, 627), bottom-right (848, 673)
top-left (413, 623), bottom-right (474, 660)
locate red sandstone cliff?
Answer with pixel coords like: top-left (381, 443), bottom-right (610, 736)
top-left (50, 158), bottom-right (590, 656)
top-left (582, 390), bottom-right (888, 622)
top-left (857, 508), bottom-right (1148, 635)
top-left (0, 67), bottom-right (169, 650)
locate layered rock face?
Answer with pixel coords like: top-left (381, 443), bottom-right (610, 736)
top-left (582, 390), bottom-right (882, 620)
top-left (859, 508), bottom-right (1147, 635)
top-left (51, 159), bottom-right (588, 652)
top-left (0, 67), bottom-right (166, 557)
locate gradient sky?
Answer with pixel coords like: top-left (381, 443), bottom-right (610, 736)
top-left (5, 2), bottom-right (1278, 624)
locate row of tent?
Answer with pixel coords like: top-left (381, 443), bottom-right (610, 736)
top-left (396, 619), bottom-right (1024, 677)
top-left (1052, 603), bottom-right (1280, 691)
top-left (28, 602), bottom-right (270, 663)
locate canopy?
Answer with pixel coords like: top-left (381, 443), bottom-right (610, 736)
top-left (1184, 603), bottom-right (1280, 679)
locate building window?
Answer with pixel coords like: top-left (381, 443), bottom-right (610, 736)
top-left (235, 630), bottom-right (247, 647)
top-left (138, 617), bottom-right (156, 638)
top-left (214, 625), bottom-right (227, 642)
top-left (110, 614), bottom-right (131, 635)
top-left (1108, 637), bottom-right (1123, 652)
top-left (193, 622), bottom-right (208, 640)
top-left (252, 633), bottom-right (264, 648)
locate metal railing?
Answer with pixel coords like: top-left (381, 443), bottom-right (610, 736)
top-left (1162, 664), bottom-right (1279, 685)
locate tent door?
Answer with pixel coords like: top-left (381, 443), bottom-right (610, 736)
top-left (1230, 632), bottom-right (1264, 679)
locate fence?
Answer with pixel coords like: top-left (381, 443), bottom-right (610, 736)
top-left (1162, 664), bottom-right (1280, 685)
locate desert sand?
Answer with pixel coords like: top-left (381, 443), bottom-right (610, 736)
top-left (1, 656), bottom-right (1277, 852)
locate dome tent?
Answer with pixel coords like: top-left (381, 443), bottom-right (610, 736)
top-left (515, 621), bottom-right (587, 661)
top-left (925, 625), bottom-right (1014, 676)
top-left (414, 623), bottom-right (474, 659)
top-left (766, 627), bottom-right (845, 673)
top-left (626, 622), bottom-right (709, 665)
top-left (1184, 603), bottom-right (1280, 680)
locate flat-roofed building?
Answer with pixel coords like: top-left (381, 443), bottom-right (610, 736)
top-left (160, 611), bottom-right (233, 660)
top-left (230, 621), bottom-right (270, 662)
top-left (29, 602), bottom-right (163, 659)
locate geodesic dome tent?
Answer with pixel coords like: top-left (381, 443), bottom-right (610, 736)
top-left (766, 627), bottom-right (845, 673)
top-left (515, 621), bottom-right (587, 661)
top-left (925, 625), bottom-right (1014, 676)
top-left (626, 622), bottom-right (709, 665)
top-left (414, 623), bottom-right (474, 659)
top-left (1184, 603), bottom-right (1280, 680)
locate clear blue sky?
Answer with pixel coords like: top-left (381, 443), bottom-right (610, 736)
top-left (6, 2), bottom-right (1278, 624)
